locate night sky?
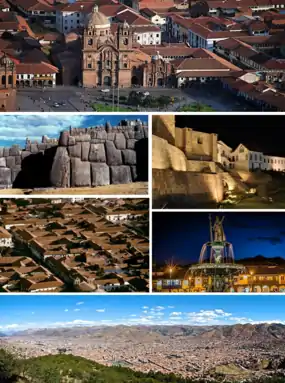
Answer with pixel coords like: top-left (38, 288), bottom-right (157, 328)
top-left (153, 212), bottom-right (285, 265)
top-left (175, 115), bottom-right (285, 157)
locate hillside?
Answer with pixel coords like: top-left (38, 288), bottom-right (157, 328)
top-left (1, 351), bottom-right (285, 383)
top-left (0, 352), bottom-right (196, 383)
top-left (10, 323), bottom-right (285, 343)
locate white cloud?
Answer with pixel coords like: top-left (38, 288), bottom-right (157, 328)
top-left (142, 306), bottom-right (149, 309)
top-left (64, 309), bottom-right (68, 312)
top-left (96, 309), bottom-right (105, 313)
top-left (170, 312), bottom-right (182, 316)
top-left (142, 310), bottom-right (148, 314)
top-left (31, 312), bottom-right (35, 315)
top-left (76, 302), bottom-right (84, 306)
top-left (0, 115), bottom-right (88, 141)
top-left (74, 309), bottom-right (80, 312)
top-left (186, 309), bottom-right (234, 325)
top-left (168, 306), bottom-right (175, 309)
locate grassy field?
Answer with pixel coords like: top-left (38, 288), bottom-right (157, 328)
top-left (91, 103), bottom-right (133, 112)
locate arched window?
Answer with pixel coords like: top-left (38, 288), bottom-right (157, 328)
top-left (88, 38), bottom-right (93, 45)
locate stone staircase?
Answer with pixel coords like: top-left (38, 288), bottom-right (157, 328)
top-left (215, 163), bottom-right (249, 192)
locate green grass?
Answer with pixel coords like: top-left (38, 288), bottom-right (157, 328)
top-left (91, 103), bottom-right (133, 112)
top-left (178, 103), bottom-right (215, 112)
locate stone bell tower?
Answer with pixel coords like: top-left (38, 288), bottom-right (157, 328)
top-left (117, 20), bottom-right (134, 50)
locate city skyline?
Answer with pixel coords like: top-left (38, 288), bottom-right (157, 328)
top-left (0, 114), bottom-right (148, 147)
top-left (1, 295), bottom-right (285, 332)
top-left (153, 212), bottom-right (285, 265)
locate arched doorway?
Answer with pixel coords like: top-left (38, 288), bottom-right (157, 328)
top-left (103, 76), bottom-right (111, 86)
top-left (253, 285), bottom-right (261, 292)
top-left (131, 76), bottom-right (139, 86)
top-left (262, 285), bottom-right (269, 292)
top-left (157, 78), bottom-right (163, 87)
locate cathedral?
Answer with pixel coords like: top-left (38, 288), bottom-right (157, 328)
top-left (82, 5), bottom-right (174, 88)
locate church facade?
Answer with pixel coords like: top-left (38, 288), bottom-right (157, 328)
top-left (82, 6), bottom-right (175, 88)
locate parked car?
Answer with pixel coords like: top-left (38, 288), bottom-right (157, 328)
top-left (101, 89), bottom-right (110, 93)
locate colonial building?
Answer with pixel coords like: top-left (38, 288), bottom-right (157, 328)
top-left (153, 265), bottom-right (285, 293)
top-left (217, 141), bottom-right (285, 172)
top-left (82, 5), bottom-right (141, 87)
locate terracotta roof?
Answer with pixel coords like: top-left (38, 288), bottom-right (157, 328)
top-left (140, 7), bottom-right (158, 17)
top-left (138, 0), bottom-right (175, 9)
top-left (189, 22), bottom-right (249, 39)
top-left (216, 38), bottom-right (285, 69)
top-left (28, 280), bottom-right (63, 291)
top-left (177, 69), bottom-right (235, 77)
top-left (12, 0), bottom-right (55, 11)
top-left (116, 10), bottom-right (152, 25)
top-left (60, 1), bottom-right (95, 13)
top-left (0, 226), bottom-right (11, 238)
top-left (133, 25), bottom-right (161, 32)
top-left (16, 61), bottom-right (59, 74)
top-left (140, 44), bottom-right (209, 57)
top-left (99, 4), bottom-right (128, 17)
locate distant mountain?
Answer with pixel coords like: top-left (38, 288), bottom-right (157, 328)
top-left (237, 255), bottom-right (285, 266)
top-left (10, 323), bottom-right (285, 343)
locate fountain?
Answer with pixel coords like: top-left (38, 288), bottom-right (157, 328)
top-left (185, 215), bottom-right (245, 292)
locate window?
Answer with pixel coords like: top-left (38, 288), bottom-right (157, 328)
top-left (197, 137), bottom-right (203, 144)
top-left (88, 39), bottom-right (93, 45)
top-left (87, 63), bottom-right (92, 68)
top-left (156, 33), bottom-right (159, 37)
top-left (124, 63), bottom-right (127, 68)
top-left (137, 36), bottom-right (140, 40)
top-left (239, 146), bottom-right (244, 153)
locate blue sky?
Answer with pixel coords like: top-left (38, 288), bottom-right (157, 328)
top-left (0, 114), bottom-right (148, 147)
top-left (0, 295), bottom-right (284, 332)
top-left (154, 212), bottom-right (285, 264)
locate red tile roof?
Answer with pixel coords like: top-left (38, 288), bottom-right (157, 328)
top-left (16, 61), bottom-right (59, 74)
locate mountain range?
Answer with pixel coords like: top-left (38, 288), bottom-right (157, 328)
top-left (6, 323), bottom-right (285, 343)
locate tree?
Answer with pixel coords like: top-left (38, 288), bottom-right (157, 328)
top-left (0, 348), bottom-right (18, 380)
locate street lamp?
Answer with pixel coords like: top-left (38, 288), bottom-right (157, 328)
top-left (169, 267), bottom-right (172, 280)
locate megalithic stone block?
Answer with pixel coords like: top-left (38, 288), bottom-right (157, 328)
top-left (122, 149), bottom-right (137, 165)
top-left (81, 142), bottom-right (91, 161)
top-left (59, 130), bottom-right (69, 146)
top-left (71, 158), bottom-right (91, 187)
top-left (89, 143), bottom-right (106, 163)
top-left (110, 166), bottom-right (132, 184)
top-left (50, 147), bottom-right (70, 188)
top-left (0, 158), bottom-right (6, 167)
top-left (0, 167), bottom-right (11, 186)
top-left (91, 163), bottom-right (110, 186)
top-left (105, 141), bottom-right (122, 166)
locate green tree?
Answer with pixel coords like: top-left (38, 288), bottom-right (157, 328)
top-left (0, 348), bottom-right (18, 380)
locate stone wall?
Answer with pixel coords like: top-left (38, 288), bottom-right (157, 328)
top-left (152, 169), bottom-right (224, 208)
top-left (0, 120), bottom-right (148, 189)
top-left (152, 135), bottom-right (187, 171)
top-left (152, 115), bottom-right (175, 146)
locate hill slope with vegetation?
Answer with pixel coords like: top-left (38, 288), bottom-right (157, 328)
top-left (0, 349), bottom-right (285, 383)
